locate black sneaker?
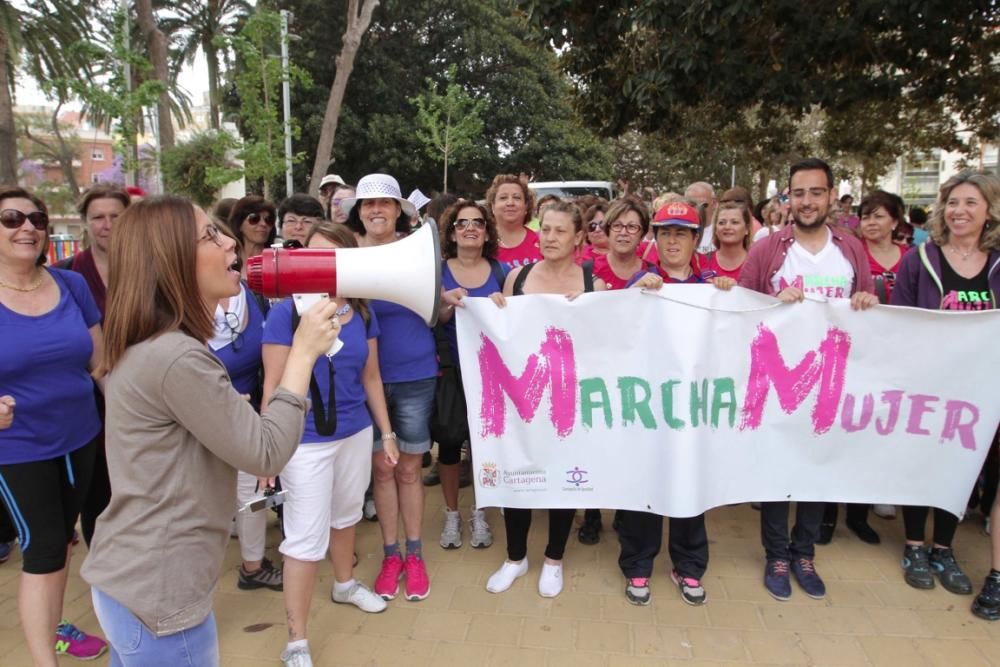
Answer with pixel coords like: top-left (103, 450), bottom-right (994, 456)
top-left (578, 511), bottom-right (602, 545)
top-left (791, 558), bottom-right (826, 599)
top-left (671, 569), bottom-right (707, 605)
top-left (929, 547), bottom-right (973, 595)
top-left (901, 545), bottom-right (935, 589)
top-left (422, 461), bottom-right (441, 486)
top-left (238, 557), bottom-right (283, 591)
top-left (816, 522), bottom-right (835, 545)
top-left (625, 577), bottom-right (651, 605)
top-left (845, 519), bottom-right (880, 545)
top-left (972, 575), bottom-right (1000, 621)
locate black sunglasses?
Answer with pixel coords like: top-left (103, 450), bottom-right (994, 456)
top-left (246, 212), bottom-right (274, 227)
top-left (587, 221), bottom-right (602, 231)
top-left (0, 209), bottom-right (49, 231)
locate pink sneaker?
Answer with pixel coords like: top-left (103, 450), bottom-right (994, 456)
top-left (373, 553), bottom-right (404, 600)
top-left (403, 554), bottom-right (431, 601)
top-left (54, 620), bottom-right (108, 660)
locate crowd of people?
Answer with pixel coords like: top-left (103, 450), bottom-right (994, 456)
top-left (0, 157), bottom-right (998, 666)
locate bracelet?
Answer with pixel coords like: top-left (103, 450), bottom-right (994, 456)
top-left (380, 431), bottom-right (397, 441)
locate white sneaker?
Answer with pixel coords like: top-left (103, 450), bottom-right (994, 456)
top-left (873, 504), bottom-right (896, 519)
top-left (440, 510), bottom-right (462, 549)
top-left (363, 498), bottom-right (377, 521)
top-left (486, 559), bottom-right (528, 593)
top-left (469, 509), bottom-right (493, 548)
top-left (538, 561), bottom-right (563, 598)
top-left (281, 646), bottom-right (314, 667)
top-left (331, 581), bottom-right (387, 613)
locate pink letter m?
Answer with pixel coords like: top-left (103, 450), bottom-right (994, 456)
top-left (739, 325), bottom-right (851, 435)
top-left (478, 327), bottom-right (577, 439)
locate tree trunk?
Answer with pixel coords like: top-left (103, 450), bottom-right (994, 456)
top-left (308, 0), bottom-right (379, 197)
top-left (205, 39), bottom-right (221, 130)
top-left (49, 104), bottom-right (80, 200)
top-left (0, 29), bottom-right (19, 185)
top-left (136, 0), bottom-right (175, 150)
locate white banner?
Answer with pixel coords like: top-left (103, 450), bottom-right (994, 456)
top-left (455, 287), bottom-right (1000, 518)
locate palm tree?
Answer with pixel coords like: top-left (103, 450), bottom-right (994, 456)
top-left (158, 0), bottom-right (251, 130)
top-left (0, 0), bottom-right (95, 184)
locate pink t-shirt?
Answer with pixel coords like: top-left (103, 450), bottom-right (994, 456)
top-left (592, 253), bottom-right (651, 290)
top-left (698, 251), bottom-right (746, 281)
top-left (497, 228), bottom-right (542, 267)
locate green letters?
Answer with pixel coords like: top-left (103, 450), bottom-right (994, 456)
top-left (618, 377), bottom-right (656, 428)
top-left (580, 378), bottom-right (612, 429)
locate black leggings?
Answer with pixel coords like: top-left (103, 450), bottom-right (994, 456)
top-left (503, 508), bottom-right (575, 562)
top-left (0, 438), bottom-right (96, 574)
top-left (80, 436), bottom-right (111, 547)
top-left (902, 506), bottom-right (959, 547)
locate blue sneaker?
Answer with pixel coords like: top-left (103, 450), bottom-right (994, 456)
top-left (0, 541), bottom-right (11, 564)
top-left (764, 559), bottom-right (792, 601)
top-left (792, 558), bottom-right (826, 599)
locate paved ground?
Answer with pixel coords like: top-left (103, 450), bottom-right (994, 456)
top-left (2, 488), bottom-right (999, 666)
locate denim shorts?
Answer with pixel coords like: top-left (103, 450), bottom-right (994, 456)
top-left (373, 378), bottom-right (435, 455)
top-left (91, 587), bottom-right (219, 667)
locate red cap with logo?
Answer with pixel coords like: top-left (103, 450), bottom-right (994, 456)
top-left (652, 202), bottom-right (700, 229)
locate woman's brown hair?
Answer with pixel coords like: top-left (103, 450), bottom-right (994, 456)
top-left (485, 174), bottom-right (534, 227)
top-left (77, 184), bottom-right (130, 219)
top-left (101, 196), bottom-right (214, 373)
top-left (438, 199), bottom-right (498, 260)
top-left (711, 201), bottom-right (752, 250)
top-left (0, 186), bottom-right (50, 266)
top-left (305, 221), bottom-right (370, 324)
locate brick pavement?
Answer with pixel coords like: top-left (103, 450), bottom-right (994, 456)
top-left (1, 492), bottom-right (999, 666)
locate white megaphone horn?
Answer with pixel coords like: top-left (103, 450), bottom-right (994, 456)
top-left (246, 222), bottom-right (443, 327)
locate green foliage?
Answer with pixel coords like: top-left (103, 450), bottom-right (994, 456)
top-left (411, 65), bottom-right (486, 192)
top-left (281, 0), bottom-right (611, 196)
top-left (161, 130), bottom-right (242, 207)
top-left (222, 9), bottom-right (312, 197)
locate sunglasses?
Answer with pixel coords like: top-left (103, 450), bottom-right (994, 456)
top-left (587, 221), bottom-right (603, 232)
top-left (246, 212), bottom-right (274, 227)
top-left (453, 218), bottom-right (486, 231)
top-left (0, 209), bottom-right (49, 231)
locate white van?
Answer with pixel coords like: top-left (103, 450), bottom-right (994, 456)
top-left (527, 180), bottom-right (617, 201)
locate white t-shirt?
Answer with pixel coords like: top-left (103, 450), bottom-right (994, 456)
top-left (770, 227), bottom-right (854, 298)
top-left (697, 224), bottom-right (716, 255)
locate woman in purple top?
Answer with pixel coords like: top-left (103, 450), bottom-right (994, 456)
top-left (341, 174), bottom-right (437, 603)
top-left (0, 186), bottom-right (108, 662)
top-left (262, 221), bottom-right (397, 667)
top-left (891, 171), bottom-right (1000, 618)
top-left (435, 199), bottom-right (506, 551)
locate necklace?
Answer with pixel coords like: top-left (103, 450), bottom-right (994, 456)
top-left (0, 272), bottom-right (45, 292)
top-left (335, 302), bottom-right (352, 316)
top-left (947, 244), bottom-right (976, 260)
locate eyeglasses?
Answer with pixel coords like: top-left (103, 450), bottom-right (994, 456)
top-left (0, 209), bottom-right (49, 230)
top-left (587, 221), bottom-right (603, 232)
top-left (200, 223), bottom-right (224, 247)
top-left (222, 311), bottom-right (244, 351)
top-left (609, 221), bottom-right (642, 234)
top-left (246, 212), bottom-right (274, 227)
top-left (453, 218), bottom-right (486, 231)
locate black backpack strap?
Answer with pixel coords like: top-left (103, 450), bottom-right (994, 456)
top-left (487, 258), bottom-right (507, 292)
top-left (290, 304), bottom-right (337, 436)
top-left (247, 283), bottom-right (270, 316)
top-left (582, 260), bottom-right (594, 293)
top-left (511, 263), bottom-right (534, 296)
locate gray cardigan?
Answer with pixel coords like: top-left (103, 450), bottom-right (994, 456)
top-left (82, 331), bottom-right (307, 636)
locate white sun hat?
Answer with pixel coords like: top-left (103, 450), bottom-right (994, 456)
top-left (340, 174), bottom-right (417, 218)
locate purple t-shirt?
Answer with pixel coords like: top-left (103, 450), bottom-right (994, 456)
top-left (262, 299), bottom-right (379, 443)
top-left (210, 285), bottom-right (266, 400)
top-left (370, 300), bottom-right (437, 383)
top-left (0, 269), bottom-right (101, 464)
top-left (441, 260), bottom-right (506, 366)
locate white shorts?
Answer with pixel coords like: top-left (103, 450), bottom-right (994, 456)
top-left (278, 426), bottom-right (373, 562)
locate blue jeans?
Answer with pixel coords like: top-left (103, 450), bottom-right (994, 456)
top-left (91, 587), bottom-right (219, 667)
top-left (373, 378), bottom-right (435, 455)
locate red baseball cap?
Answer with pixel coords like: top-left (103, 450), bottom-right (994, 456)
top-left (652, 202), bottom-right (700, 229)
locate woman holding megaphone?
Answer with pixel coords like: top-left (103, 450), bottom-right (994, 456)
top-left (343, 174), bottom-right (437, 604)
top-left (82, 196), bottom-right (341, 667)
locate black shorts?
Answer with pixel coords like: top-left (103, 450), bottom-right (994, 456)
top-left (0, 437), bottom-right (96, 574)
